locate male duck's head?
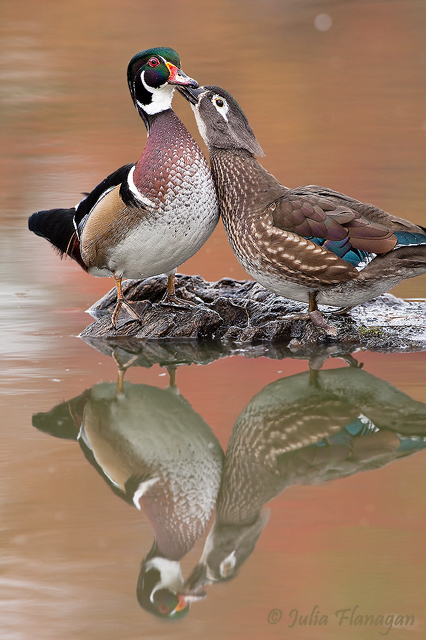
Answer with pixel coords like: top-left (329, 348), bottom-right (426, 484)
top-left (177, 84), bottom-right (264, 156)
top-left (136, 544), bottom-right (206, 620)
top-left (127, 47), bottom-right (198, 121)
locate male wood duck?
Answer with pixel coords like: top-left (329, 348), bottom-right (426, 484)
top-left (178, 85), bottom-right (426, 332)
top-left (28, 48), bottom-right (219, 327)
top-left (33, 378), bottom-right (224, 619)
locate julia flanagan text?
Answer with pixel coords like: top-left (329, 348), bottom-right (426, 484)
top-left (267, 605), bottom-right (415, 636)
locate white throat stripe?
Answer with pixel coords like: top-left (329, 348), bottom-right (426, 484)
top-left (133, 477), bottom-right (160, 509)
top-left (139, 70), bottom-right (175, 115)
top-left (127, 166), bottom-right (156, 208)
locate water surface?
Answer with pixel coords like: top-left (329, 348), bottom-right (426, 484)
top-left (1, 1), bottom-right (426, 638)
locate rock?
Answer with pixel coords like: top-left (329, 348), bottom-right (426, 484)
top-left (79, 274), bottom-right (426, 350)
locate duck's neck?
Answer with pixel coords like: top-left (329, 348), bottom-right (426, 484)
top-left (133, 109), bottom-right (199, 202)
top-left (136, 85), bottom-right (175, 131)
top-left (209, 148), bottom-right (286, 224)
top-left (141, 107), bottom-right (179, 136)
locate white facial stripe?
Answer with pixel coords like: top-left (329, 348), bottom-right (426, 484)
top-left (145, 558), bottom-right (184, 601)
top-left (139, 69), bottom-right (175, 115)
top-left (127, 165), bottom-right (156, 208)
top-left (212, 94), bottom-right (229, 121)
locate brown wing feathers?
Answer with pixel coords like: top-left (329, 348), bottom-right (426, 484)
top-left (271, 194), bottom-right (397, 256)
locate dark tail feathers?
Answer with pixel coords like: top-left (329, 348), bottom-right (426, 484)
top-left (28, 208), bottom-right (87, 271)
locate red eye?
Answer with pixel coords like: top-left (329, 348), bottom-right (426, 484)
top-left (148, 57), bottom-right (160, 67)
top-left (158, 605), bottom-right (170, 614)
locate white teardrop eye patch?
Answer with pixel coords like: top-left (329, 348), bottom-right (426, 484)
top-left (212, 94), bottom-right (229, 120)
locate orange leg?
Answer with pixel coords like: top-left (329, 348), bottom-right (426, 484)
top-left (167, 365), bottom-right (177, 389)
top-left (111, 275), bottom-right (142, 328)
top-left (161, 273), bottom-right (197, 307)
top-left (116, 366), bottom-right (125, 396)
top-left (112, 347), bottom-right (141, 395)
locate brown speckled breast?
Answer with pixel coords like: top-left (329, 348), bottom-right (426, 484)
top-left (134, 110), bottom-right (211, 209)
top-left (210, 149), bottom-right (356, 288)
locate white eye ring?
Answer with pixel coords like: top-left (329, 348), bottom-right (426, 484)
top-left (212, 94), bottom-right (229, 120)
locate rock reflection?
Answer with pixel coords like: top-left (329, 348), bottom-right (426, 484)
top-left (32, 368), bottom-right (224, 620)
top-left (186, 364), bottom-right (426, 594)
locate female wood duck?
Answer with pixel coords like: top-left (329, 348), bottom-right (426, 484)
top-left (28, 48), bottom-right (219, 327)
top-left (178, 85), bottom-right (426, 332)
top-left (185, 365), bottom-right (426, 592)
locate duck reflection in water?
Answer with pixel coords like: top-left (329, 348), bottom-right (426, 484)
top-left (32, 345), bottom-right (426, 615)
top-left (185, 361), bottom-right (426, 594)
top-left (32, 363), bottom-right (224, 620)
